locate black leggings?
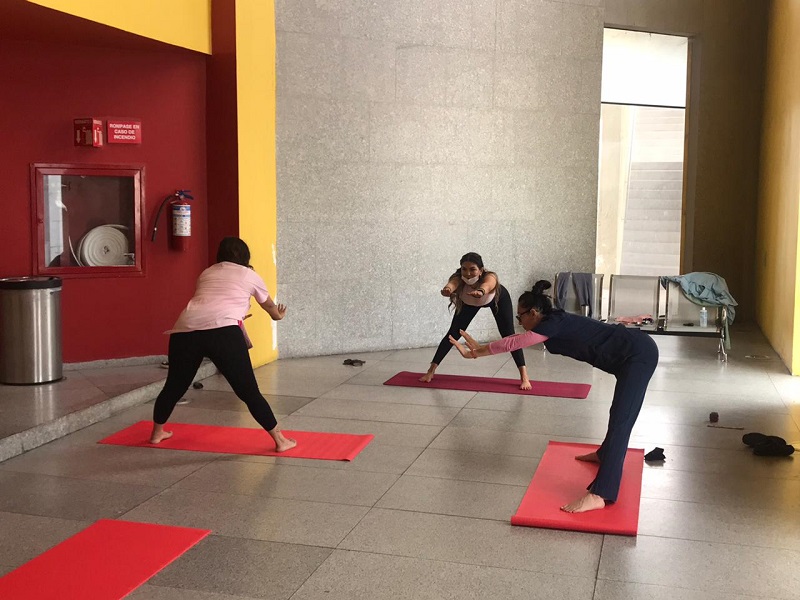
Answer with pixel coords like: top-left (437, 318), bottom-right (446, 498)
top-left (431, 285), bottom-right (525, 368)
top-left (153, 326), bottom-right (278, 431)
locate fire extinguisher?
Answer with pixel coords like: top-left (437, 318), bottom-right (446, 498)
top-left (151, 190), bottom-right (194, 251)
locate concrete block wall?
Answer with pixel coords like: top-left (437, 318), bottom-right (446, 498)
top-left (275, 0), bottom-right (605, 357)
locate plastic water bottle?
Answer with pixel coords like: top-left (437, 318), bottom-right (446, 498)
top-left (699, 307), bottom-right (708, 328)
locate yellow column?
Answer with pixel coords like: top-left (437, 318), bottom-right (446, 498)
top-left (235, 0), bottom-right (278, 366)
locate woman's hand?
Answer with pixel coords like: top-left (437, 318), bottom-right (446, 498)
top-left (441, 285), bottom-right (455, 297)
top-left (449, 329), bottom-right (490, 359)
top-left (269, 304), bottom-right (286, 321)
top-left (466, 288), bottom-right (486, 298)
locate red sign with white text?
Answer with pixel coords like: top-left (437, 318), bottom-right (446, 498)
top-left (107, 120), bottom-right (142, 144)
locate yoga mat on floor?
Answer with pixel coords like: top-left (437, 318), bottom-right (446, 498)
top-left (384, 371), bottom-right (591, 399)
top-left (99, 421), bottom-right (373, 461)
top-left (0, 519), bottom-right (209, 600)
top-left (511, 441), bottom-right (644, 536)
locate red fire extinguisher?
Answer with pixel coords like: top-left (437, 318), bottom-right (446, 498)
top-left (151, 190), bottom-right (194, 251)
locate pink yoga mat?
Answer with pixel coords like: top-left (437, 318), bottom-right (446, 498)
top-left (0, 519), bottom-right (209, 599)
top-left (384, 371), bottom-right (591, 399)
top-left (511, 441), bottom-right (644, 536)
top-left (99, 421), bottom-right (373, 461)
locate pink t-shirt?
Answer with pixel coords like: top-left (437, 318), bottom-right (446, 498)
top-left (488, 330), bottom-right (549, 354)
top-left (169, 262), bottom-right (271, 333)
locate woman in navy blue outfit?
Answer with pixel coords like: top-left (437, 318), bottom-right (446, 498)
top-left (450, 280), bottom-right (659, 513)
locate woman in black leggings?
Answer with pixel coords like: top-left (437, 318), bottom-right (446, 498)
top-left (420, 252), bottom-right (530, 390)
top-left (150, 237), bottom-right (296, 452)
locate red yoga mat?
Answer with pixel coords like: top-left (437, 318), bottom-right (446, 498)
top-left (384, 371), bottom-right (591, 399)
top-left (99, 421), bottom-right (373, 461)
top-left (511, 441), bottom-right (644, 536)
top-left (0, 519), bottom-right (209, 600)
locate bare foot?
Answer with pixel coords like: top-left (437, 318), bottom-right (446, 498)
top-left (149, 429), bottom-right (173, 444)
top-left (274, 437), bottom-right (297, 453)
top-left (575, 451), bottom-right (600, 463)
top-left (519, 379), bottom-right (532, 390)
top-left (419, 372), bottom-right (434, 383)
top-left (561, 492), bottom-right (606, 513)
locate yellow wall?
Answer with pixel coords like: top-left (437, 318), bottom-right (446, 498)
top-left (756, 0), bottom-right (800, 373)
top-left (26, 0), bottom-right (211, 54)
top-left (236, 0), bottom-right (279, 366)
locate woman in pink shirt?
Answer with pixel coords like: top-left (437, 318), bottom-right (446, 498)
top-left (450, 280), bottom-right (659, 514)
top-left (149, 237), bottom-right (296, 452)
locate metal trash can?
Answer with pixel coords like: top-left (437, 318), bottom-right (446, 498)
top-left (0, 277), bottom-right (62, 384)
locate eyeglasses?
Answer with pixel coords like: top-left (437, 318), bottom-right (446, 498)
top-left (515, 311), bottom-right (529, 323)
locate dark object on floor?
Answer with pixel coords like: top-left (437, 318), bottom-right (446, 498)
top-left (742, 432), bottom-right (773, 447)
top-left (644, 447), bottom-right (665, 461)
top-left (742, 432), bottom-right (796, 456)
top-left (682, 322), bottom-right (695, 327)
top-left (753, 439), bottom-right (796, 457)
top-left (709, 411), bottom-right (719, 423)
top-left (343, 358), bottom-right (365, 366)
top-left (192, 382), bottom-right (204, 389)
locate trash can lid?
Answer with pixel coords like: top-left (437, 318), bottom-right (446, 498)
top-left (0, 277), bottom-right (62, 290)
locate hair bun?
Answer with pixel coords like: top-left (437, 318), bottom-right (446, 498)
top-left (531, 280), bottom-right (552, 295)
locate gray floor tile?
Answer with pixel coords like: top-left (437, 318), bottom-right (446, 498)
top-left (376, 474), bottom-right (525, 520)
top-left (319, 383), bottom-right (476, 407)
top-left (0, 512), bottom-right (89, 566)
top-left (448, 408), bottom-right (609, 438)
top-left (638, 497), bottom-right (800, 551)
top-left (594, 580), bottom-right (759, 600)
top-left (279, 415), bottom-right (443, 448)
top-left (150, 535), bottom-right (331, 599)
top-left (599, 535), bottom-right (800, 600)
top-left (123, 487), bottom-right (369, 548)
top-left (406, 447), bottom-right (539, 486)
top-left (231, 443), bottom-right (424, 475)
top-left (129, 585), bottom-right (262, 600)
top-left (179, 389), bottom-right (314, 416)
top-left (293, 397), bottom-right (460, 426)
top-left (0, 471), bottom-right (161, 521)
top-left (0, 442), bottom-right (216, 487)
top-left (339, 508), bottom-right (603, 578)
top-left (429, 426), bottom-right (558, 458)
top-left (174, 460), bottom-right (398, 506)
top-left (291, 549), bottom-right (596, 600)
top-left (641, 467), bottom-right (800, 509)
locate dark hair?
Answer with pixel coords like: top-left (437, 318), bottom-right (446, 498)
top-left (448, 252), bottom-right (499, 314)
top-left (518, 280), bottom-right (554, 314)
top-left (216, 237), bottom-right (251, 267)
top-left (459, 252), bottom-right (484, 269)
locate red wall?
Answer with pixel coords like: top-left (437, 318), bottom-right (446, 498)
top-left (0, 39), bottom-right (208, 362)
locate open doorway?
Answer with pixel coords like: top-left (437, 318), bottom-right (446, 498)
top-left (596, 29), bottom-right (689, 288)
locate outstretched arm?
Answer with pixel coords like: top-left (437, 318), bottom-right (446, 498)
top-left (441, 274), bottom-right (461, 297)
top-left (450, 329), bottom-right (548, 358)
top-left (259, 299), bottom-right (287, 321)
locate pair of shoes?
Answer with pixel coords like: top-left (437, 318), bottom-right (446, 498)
top-left (644, 447), bottom-right (665, 462)
top-left (742, 432), bottom-right (795, 457)
top-left (343, 358), bottom-right (365, 366)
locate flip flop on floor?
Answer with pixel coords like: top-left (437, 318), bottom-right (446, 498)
top-left (753, 439), bottom-right (796, 457)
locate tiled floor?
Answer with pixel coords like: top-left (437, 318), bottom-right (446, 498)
top-left (1, 325), bottom-right (799, 599)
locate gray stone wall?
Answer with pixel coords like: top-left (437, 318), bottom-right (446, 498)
top-left (275, 0), bottom-right (604, 357)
